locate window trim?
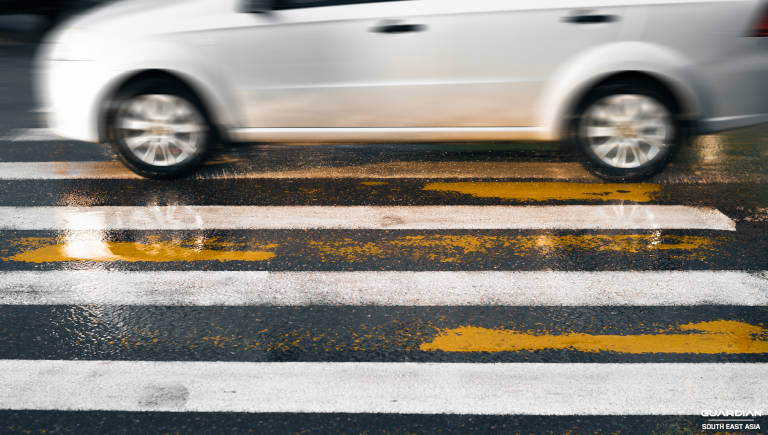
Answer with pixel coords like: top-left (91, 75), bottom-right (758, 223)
top-left (273, 0), bottom-right (407, 11)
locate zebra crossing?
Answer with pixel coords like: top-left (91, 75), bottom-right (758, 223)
top-left (0, 127), bottom-right (766, 433)
top-left (3, 361), bottom-right (764, 415)
top-left (2, 271), bottom-right (766, 306)
top-left (0, 204), bottom-right (737, 230)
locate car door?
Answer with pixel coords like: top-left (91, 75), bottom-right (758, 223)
top-left (233, 0), bottom-right (630, 129)
top-left (233, 0), bottom-right (440, 128)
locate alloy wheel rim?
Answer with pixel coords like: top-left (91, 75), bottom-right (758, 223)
top-left (116, 94), bottom-right (205, 167)
top-left (581, 94), bottom-right (673, 169)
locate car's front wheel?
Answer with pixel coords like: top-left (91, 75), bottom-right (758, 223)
top-left (572, 82), bottom-right (684, 181)
top-left (107, 79), bottom-right (212, 179)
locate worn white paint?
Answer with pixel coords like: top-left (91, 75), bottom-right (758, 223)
top-left (0, 128), bottom-right (62, 142)
top-left (0, 270), bottom-right (765, 306)
top-left (0, 205), bottom-right (736, 231)
top-left (1, 360), bottom-right (764, 414)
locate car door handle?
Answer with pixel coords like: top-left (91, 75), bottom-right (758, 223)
top-left (370, 23), bottom-right (427, 34)
top-left (563, 14), bottom-right (619, 24)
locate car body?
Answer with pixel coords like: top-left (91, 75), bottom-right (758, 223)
top-left (37, 0), bottom-right (768, 179)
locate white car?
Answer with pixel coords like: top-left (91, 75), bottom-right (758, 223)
top-left (38, 0), bottom-right (768, 180)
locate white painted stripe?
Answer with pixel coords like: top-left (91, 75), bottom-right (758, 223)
top-left (1, 271), bottom-right (765, 306)
top-left (0, 161), bottom-right (596, 180)
top-left (0, 162), bottom-right (140, 179)
top-left (0, 205), bottom-right (736, 231)
top-left (0, 128), bottom-right (62, 142)
top-left (1, 360), bottom-right (764, 414)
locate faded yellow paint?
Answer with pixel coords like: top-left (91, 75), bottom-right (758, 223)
top-left (4, 232), bottom-right (720, 263)
top-left (420, 320), bottom-right (768, 354)
top-left (423, 182), bottom-right (661, 202)
top-left (360, 181), bottom-right (388, 186)
top-left (4, 237), bottom-right (275, 263)
top-left (307, 234), bottom-right (720, 263)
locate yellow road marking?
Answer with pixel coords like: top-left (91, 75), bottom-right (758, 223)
top-left (4, 233), bottom-right (720, 263)
top-left (5, 237), bottom-right (275, 263)
top-left (420, 320), bottom-right (768, 354)
top-left (423, 182), bottom-right (661, 202)
top-left (308, 234), bottom-right (720, 263)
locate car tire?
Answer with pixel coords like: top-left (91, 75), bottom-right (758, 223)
top-left (571, 80), bottom-right (687, 181)
top-left (106, 78), bottom-right (213, 179)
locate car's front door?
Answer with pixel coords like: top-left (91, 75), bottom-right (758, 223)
top-left (234, 0), bottom-right (629, 129)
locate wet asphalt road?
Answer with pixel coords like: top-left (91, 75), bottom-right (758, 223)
top-left (1, 23), bottom-right (768, 435)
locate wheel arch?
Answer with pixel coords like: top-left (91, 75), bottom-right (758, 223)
top-left (535, 42), bottom-right (708, 142)
top-left (98, 68), bottom-right (233, 144)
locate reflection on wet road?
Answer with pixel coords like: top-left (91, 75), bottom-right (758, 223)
top-left (1, 44), bottom-right (767, 434)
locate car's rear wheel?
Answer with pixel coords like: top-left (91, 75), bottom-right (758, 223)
top-left (572, 81), bottom-right (684, 181)
top-left (107, 79), bottom-right (212, 179)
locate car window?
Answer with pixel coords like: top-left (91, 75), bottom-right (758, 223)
top-left (274, 0), bottom-right (406, 10)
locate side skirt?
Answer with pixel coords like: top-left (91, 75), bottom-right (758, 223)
top-left (228, 127), bottom-right (549, 143)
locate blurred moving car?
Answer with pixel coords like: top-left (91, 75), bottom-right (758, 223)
top-left (37, 0), bottom-right (768, 180)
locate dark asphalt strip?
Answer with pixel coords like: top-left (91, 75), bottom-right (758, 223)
top-left (0, 140), bottom-right (576, 163)
top-left (0, 141), bottom-right (114, 162)
top-left (0, 412), bottom-right (734, 435)
top-left (0, 228), bottom-right (760, 271)
top-left (0, 178), bottom-right (765, 214)
top-left (0, 305), bottom-right (765, 362)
